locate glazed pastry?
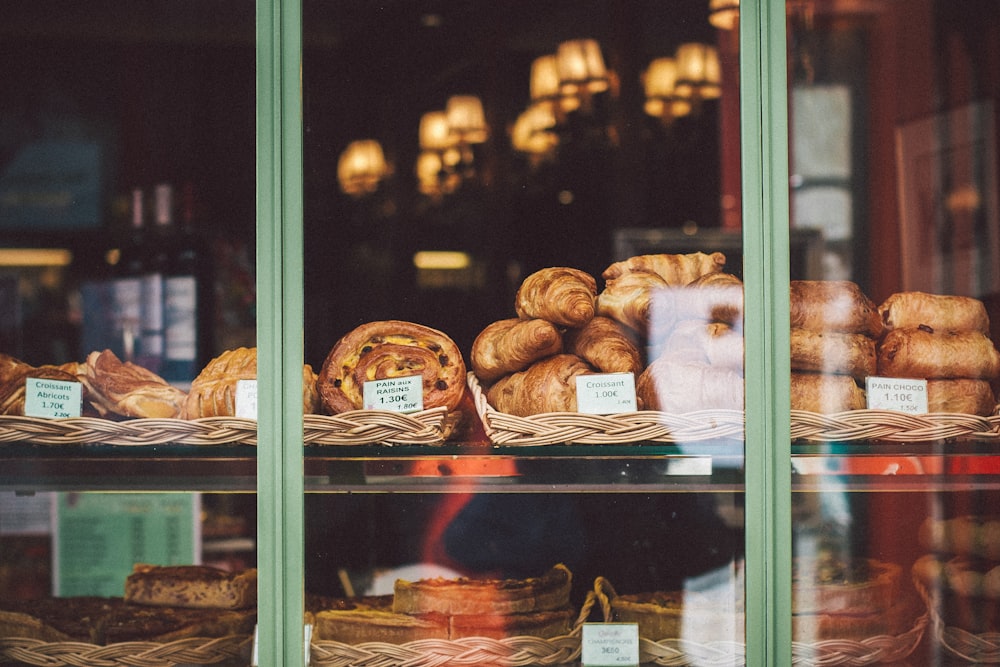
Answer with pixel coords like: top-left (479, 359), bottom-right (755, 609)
top-left (790, 372), bottom-right (866, 413)
top-left (636, 357), bottom-right (744, 412)
top-left (602, 251), bottom-right (726, 286)
top-left (877, 327), bottom-right (1000, 380)
top-left (789, 280), bottom-right (883, 338)
top-left (317, 320), bottom-right (467, 414)
top-left (790, 328), bottom-right (877, 380)
top-left (486, 354), bottom-right (594, 415)
top-left (566, 316), bottom-right (643, 375)
top-left (83, 349), bottom-right (186, 419)
top-left (596, 269), bottom-right (673, 335)
top-left (182, 347), bottom-right (319, 418)
top-left (515, 267), bottom-right (597, 328)
top-left (879, 291), bottom-right (990, 334)
top-left (470, 318), bottom-right (563, 384)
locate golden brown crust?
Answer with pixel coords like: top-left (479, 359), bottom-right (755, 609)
top-left (565, 316), bottom-right (643, 375)
top-left (100, 605), bottom-right (257, 644)
top-left (470, 318), bottom-right (563, 384)
top-left (926, 379), bottom-right (997, 415)
top-left (313, 607), bottom-right (449, 644)
top-left (181, 347), bottom-right (319, 418)
top-left (0, 357), bottom-right (82, 416)
top-left (486, 354), bottom-right (594, 415)
top-left (448, 607), bottom-right (575, 640)
top-left (82, 349), bottom-right (186, 419)
top-left (392, 564), bottom-right (572, 617)
top-left (124, 564), bottom-right (257, 609)
top-left (609, 589), bottom-right (742, 642)
top-left (877, 328), bottom-right (1000, 380)
top-left (515, 267), bottom-right (597, 328)
top-left (602, 252), bottom-right (727, 286)
top-left (636, 356), bottom-right (743, 412)
top-left (317, 320), bottom-right (467, 414)
top-left (789, 280), bottom-right (883, 338)
top-left (879, 291), bottom-right (990, 334)
top-left (790, 328), bottom-right (876, 380)
top-left (790, 372), bottom-right (866, 412)
top-left (596, 270), bottom-right (673, 335)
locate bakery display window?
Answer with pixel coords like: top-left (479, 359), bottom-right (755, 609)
top-left (785, 0), bottom-right (1000, 663)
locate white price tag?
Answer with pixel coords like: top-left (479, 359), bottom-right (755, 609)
top-left (24, 378), bottom-right (81, 418)
top-left (363, 375), bottom-right (424, 413)
top-left (582, 623), bottom-right (640, 666)
top-left (865, 376), bottom-right (929, 414)
top-left (575, 373), bottom-right (637, 414)
top-left (235, 379), bottom-right (258, 419)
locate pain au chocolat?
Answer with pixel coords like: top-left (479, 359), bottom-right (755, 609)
top-left (317, 320), bottom-right (467, 414)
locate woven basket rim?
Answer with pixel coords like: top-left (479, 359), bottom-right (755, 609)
top-left (0, 633), bottom-right (253, 667)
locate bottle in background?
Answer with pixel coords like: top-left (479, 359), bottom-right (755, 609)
top-left (136, 187), bottom-right (170, 374)
top-left (109, 188), bottom-right (146, 362)
top-left (161, 183), bottom-right (213, 385)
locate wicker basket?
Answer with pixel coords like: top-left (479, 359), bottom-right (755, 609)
top-left (917, 577), bottom-right (1000, 663)
top-left (468, 374), bottom-right (744, 446)
top-left (308, 592), bottom-right (596, 667)
top-left (790, 409), bottom-right (1000, 443)
top-left (593, 576), bottom-right (927, 667)
top-left (0, 634), bottom-right (252, 667)
top-left (0, 407), bottom-right (454, 448)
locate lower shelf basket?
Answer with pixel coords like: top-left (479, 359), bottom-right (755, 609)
top-left (0, 635), bottom-right (253, 667)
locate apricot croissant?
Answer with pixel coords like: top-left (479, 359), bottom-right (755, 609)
top-left (515, 267), bottom-right (597, 328)
top-left (83, 349), bottom-right (186, 419)
top-left (471, 318), bottom-right (563, 384)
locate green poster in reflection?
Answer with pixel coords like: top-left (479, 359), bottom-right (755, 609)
top-left (54, 493), bottom-right (198, 597)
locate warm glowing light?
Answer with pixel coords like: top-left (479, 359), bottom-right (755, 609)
top-left (413, 251), bottom-right (472, 270)
top-left (0, 248), bottom-right (73, 267)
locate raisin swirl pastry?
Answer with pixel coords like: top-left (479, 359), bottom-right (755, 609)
top-left (317, 320), bottom-right (467, 414)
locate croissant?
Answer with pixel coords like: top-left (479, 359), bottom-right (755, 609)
top-left (602, 252), bottom-right (726, 285)
top-left (181, 347), bottom-right (319, 418)
top-left (317, 320), bottom-right (467, 414)
top-left (0, 355), bottom-right (82, 416)
top-left (878, 291), bottom-right (990, 334)
top-left (470, 318), bottom-right (563, 384)
top-left (565, 316), bottom-right (643, 375)
top-left (877, 328), bottom-right (1000, 380)
top-left (515, 267), bottom-right (597, 328)
top-left (789, 280), bottom-right (883, 337)
top-left (596, 270), bottom-right (673, 336)
top-left (486, 354), bottom-right (594, 416)
top-left (83, 349), bottom-right (186, 419)
top-left (636, 357), bottom-right (743, 412)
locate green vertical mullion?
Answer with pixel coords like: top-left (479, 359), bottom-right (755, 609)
top-left (741, 0), bottom-right (792, 666)
top-left (256, 0), bottom-right (305, 665)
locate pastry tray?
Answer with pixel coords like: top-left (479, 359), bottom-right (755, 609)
top-left (0, 408), bottom-right (452, 448)
top-left (470, 373), bottom-right (1000, 445)
top-left (0, 634), bottom-right (252, 667)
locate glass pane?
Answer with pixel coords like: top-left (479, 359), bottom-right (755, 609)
top-left (303, 0), bottom-right (746, 661)
top-left (787, 0), bottom-right (1000, 661)
top-left (0, 2), bottom-right (256, 663)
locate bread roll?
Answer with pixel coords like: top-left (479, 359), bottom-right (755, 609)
top-left (790, 328), bottom-right (876, 380)
top-left (602, 251), bottom-right (726, 285)
top-left (182, 347), bottom-right (319, 418)
top-left (82, 349), bottom-right (186, 419)
top-left (470, 318), bottom-right (562, 384)
top-left (486, 354), bottom-right (594, 415)
top-left (877, 327), bottom-right (1000, 380)
top-left (565, 316), bottom-right (643, 375)
top-left (636, 357), bottom-right (743, 412)
top-left (790, 372), bottom-right (866, 413)
top-left (596, 270), bottom-right (673, 335)
top-left (515, 267), bottom-right (597, 328)
top-left (879, 291), bottom-right (990, 334)
top-left (317, 320), bottom-right (467, 414)
top-left (790, 280), bottom-right (883, 338)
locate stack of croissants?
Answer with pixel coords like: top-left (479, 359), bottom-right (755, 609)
top-left (1, 251), bottom-right (998, 421)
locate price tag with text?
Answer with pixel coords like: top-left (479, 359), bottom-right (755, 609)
top-left (582, 623), bottom-right (640, 666)
top-left (235, 380), bottom-right (258, 419)
top-left (575, 373), bottom-right (637, 414)
top-left (24, 378), bottom-right (81, 418)
top-left (865, 376), bottom-right (928, 414)
top-left (363, 375), bottom-right (424, 413)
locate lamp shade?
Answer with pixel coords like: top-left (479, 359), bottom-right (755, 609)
top-left (675, 43), bottom-right (722, 100)
top-left (512, 104), bottom-right (558, 155)
top-left (556, 38), bottom-right (609, 94)
top-left (530, 55), bottom-right (561, 102)
top-left (337, 139), bottom-right (387, 196)
top-left (709, 0), bottom-right (740, 30)
top-left (419, 111), bottom-right (454, 151)
top-left (445, 95), bottom-right (488, 144)
top-left (643, 58), bottom-right (693, 118)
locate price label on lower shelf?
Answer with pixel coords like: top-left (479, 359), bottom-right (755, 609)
top-left (865, 376), bottom-right (928, 414)
top-left (235, 379), bottom-right (258, 419)
top-left (363, 374), bottom-right (423, 413)
top-left (582, 623), bottom-right (640, 666)
top-left (24, 378), bottom-right (81, 418)
top-left (576, 373), bottom-right (637, 414)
